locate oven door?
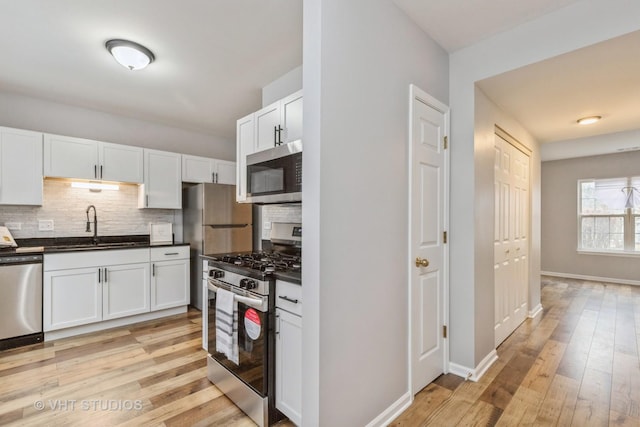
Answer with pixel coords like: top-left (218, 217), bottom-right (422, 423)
top-left (207, 280), bottom-right (269, 396)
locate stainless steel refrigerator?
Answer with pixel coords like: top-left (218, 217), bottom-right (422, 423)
top-left (183, 183), bottom-right (253, 309)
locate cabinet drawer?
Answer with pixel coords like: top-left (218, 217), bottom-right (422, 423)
top-left (276, 280), bottom-right (302, 316)
top-left (45, 248), bottom-right (150, 271)
top-left (150, 246), bottom-right (190, 262)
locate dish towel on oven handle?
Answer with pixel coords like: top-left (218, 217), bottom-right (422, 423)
top-left (215, 287), bottom-right (239, 365)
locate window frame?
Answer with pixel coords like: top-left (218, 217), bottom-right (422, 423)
top-left (577, 177), bottom-right (638, 254)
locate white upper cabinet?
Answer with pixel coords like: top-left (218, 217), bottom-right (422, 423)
top-left (44, 134), bottom-right (98, 180)
top-left (255, 101), bottom-right (282, 152)
top-left (0, 127), bottom-right (43, 205)
top-left (254, 90), bottom-right (303, 153)
top-left (139, 149), bottom-right (182, 209)
top-left (236, 90), bottom-right (302, 202)
top-left (43, 134), bottom-right (143, 183)
top-left (280, 90), bottom-right (303, 144)
top-left (99, 142), bottom-right (144, 183)
top-left (236, 113), bottom-right (254, 202)
top-left (181, 154), bottom-right (236, 185)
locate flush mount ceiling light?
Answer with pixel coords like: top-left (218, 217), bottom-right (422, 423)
top-left (576, 115), bottom-right (602, 125)
top-left (105, 39), bottom-right (155, 71)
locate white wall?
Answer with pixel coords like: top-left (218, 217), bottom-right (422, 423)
top-left (262, 66), bottom-right (303, 107)
top-left (542, 128), bottom-right (640, 161)
top-left (0, 90), bottom-right (235, 160)
top-left (449, 0), bottom-right (640, 370)
top-left (303, 0), bottom-right (448, 425)
top-left (542, 150), bottom-right (640, 282)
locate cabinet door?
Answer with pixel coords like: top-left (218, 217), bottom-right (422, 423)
top-left (213, 160), bottom-right (236, 185)
top-left (182, 154), bottom-right (214, 183)
top-left (151, 259), bottom-right (189, 310)
top-left (102, 263), bottom-right (150, 320)
top-left (44, 268), bottom-right (101, 331)
top-left (0, 128), bottom-right (43, 205)
top-left (236, 113), bottom-right (254, 202)
top-left (100, 142), bottom-right (144, 183)
top-left (275, 308), bottom-right (302, 425)
top-left (141, 149), bottom-right (182, 209)
top-left (255, 101), bottom-right (280, 153)
top-left (280, 90), bottom-right (303, 143)
top-left (43, 134), bottom-right (99, 179)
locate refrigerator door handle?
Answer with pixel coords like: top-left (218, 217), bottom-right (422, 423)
top-left (205, 224), bottom-right (250, 229)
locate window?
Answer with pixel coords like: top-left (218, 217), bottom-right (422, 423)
top-left (578, 177), bottom-right (640, 252)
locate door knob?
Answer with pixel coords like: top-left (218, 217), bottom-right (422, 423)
top-left (415, 257), bottom-right (430, 268)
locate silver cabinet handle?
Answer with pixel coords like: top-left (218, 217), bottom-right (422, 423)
top-left (100, 165), bottom-right (103, 179)
top-left (275, 313), bottom-right (280, 335)
top-left (152, 263), bottom-right (155, 276)
top-left (146, 195), bottom-right (149, 207)
top-left (164, 252), bottom-right (179, 256)
top-left (98, 268), bottom-right (101, 283)
top-left (212, 172), bottom-right (215, 183)
top-left (94, 165), bottom-right (98, 179)
top-left (104, 267), bottom-right (108, 282)
top-left (278, 295), bottom-right (299, 304)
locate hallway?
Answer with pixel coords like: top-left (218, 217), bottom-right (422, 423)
top-left (392, 276), bottom-right (640, 426)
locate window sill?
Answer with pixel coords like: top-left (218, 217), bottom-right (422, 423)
top-left (577, 249), bottom-right (640, 258)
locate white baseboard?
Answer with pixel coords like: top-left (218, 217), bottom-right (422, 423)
top-left (528, 303), bottom-right (543, 319)
top-left (45, 306), bottom-right (188, 341)
top-left (449, 349), bottom-right (498, 382)
top-left (542, 271), bottom-right (640, 287)
top-left (365, 391), bottom-right (412, 427)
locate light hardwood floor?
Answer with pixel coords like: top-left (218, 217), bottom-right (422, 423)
top-left (392, 276), bottom-right (640, 426)
top-left (2, 276), bottom-right (639, 426)
top-left (0, 309), bottom-right (294, 426)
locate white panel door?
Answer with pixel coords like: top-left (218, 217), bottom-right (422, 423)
top-left (182, 154), bottom-right (214, 183)
top-left (100, 142), bottom-right (144, 183)
top-left (102, 263), bottom-right (150, 320)
top-left (494, 134), bottom-right (530, 347)
top-left (213, 160), bottom-right (236, 185)
top-left (255, 102), bottom-right (280, 152)
top-left (142, 149), bottom-right (182, 209)
top-left (410, 87), bottom-right (448, 394)
top-left (44, 268), bottom-right (101, 331)
top-left (280, 90), bottom-right (303, 143)
top-left (151, 259), bottom-right (189, 310)
top-left (275, 308), bottom-right (302, 425)
top-left (0, 127), bottom-right (43, 205)
top-left (236, 113), bottom-right (254, 201)
top-left (43, 134), bottom-right (98, 179)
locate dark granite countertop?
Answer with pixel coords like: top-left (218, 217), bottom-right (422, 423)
top-left (0, 235), bottom-right (188, 255)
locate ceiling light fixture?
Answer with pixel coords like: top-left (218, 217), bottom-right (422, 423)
top-left (105, 39), bottom-right (155, 71)
top-left (576, 115), bottom-right (602, 125)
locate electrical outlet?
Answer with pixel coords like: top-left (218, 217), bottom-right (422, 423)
top-left (263, 221), bottom-right (272, 230)
top-left (5, 222), bottom-right (21, 230)
top-left (38, 220), bottom-right (54, 231)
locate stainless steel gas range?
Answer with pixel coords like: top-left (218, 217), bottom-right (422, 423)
top-left (203, 223), bottom-right (301, 427)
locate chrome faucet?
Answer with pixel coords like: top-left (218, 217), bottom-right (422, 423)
top-left (86, 205), bottom-right (98, 244)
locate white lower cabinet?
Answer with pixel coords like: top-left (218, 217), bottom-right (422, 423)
top-left (44, 247), bottom-right (190, 335)
top-left (275, 280), bottom-right (302, 425)
top-left (44, 267), bottom-right (101, 331)
top-left (150, 246), bottom-right (190, 311)
top-left (102, 263), bottom-right (150, 320)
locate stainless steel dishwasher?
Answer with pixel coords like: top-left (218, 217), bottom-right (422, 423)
top-left (0, 253), bottom-right (43, 350)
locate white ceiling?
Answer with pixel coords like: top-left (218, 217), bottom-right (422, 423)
top-left (0, 0), bottom-right (636, 155)
top-left (0, 0), bottom-right (302, 141)
top-left (391, 0), bottom-right (583, 52)
top-left (477, 30), bottom-right (640, 144)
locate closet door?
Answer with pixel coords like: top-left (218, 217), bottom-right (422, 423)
top-left (494, 134), bottom-right (530, 347)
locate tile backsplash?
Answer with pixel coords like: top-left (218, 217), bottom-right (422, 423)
top-left (260, 204), bottom-right (302, 240)
top-left (0, 179), bottom-right (180, 239)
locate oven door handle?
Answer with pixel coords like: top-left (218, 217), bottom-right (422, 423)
top-left (208, 281), bottom-right (265, 310)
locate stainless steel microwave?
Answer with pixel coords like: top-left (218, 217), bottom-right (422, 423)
top-left (245, 140), bottom-right (302, 203)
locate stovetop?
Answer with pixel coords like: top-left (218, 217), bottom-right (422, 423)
top-left (206, 251), bottom-right (301, 284)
